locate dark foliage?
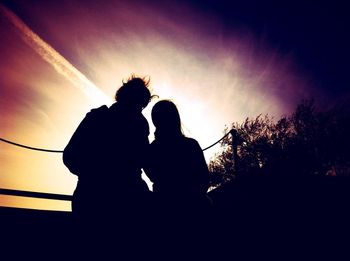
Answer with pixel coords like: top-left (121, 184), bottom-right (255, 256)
top-left (209, 100), bottom-right (350, 188)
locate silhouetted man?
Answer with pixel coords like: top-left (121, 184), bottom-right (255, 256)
top-left (63, 75), bottom-right (153, 237)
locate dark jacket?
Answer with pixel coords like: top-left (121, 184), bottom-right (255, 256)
top-left (63, 103), bottom-right (150, 213)
top-left (144, 135), bottom-right (209, 202)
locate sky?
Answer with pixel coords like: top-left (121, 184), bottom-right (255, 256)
top-left (0, 0), bottom-right (349, 211)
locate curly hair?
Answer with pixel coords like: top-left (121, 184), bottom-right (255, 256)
top-left (115, 74), bottom-right (152, 109)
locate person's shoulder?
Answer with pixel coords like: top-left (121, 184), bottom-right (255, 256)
top-left (90, 105), bottom-right (109, 114)
top-left (183, 137), bottom-right (201, 148)
top-left (86, 105), bottom-right (108, 116)
top-left (184, 137), bottom-right (198, 143)
top-left (83, 105), bottom-right (109, 124)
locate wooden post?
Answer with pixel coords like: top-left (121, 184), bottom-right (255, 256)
top-left (230, 129), bottom-right (238, 174)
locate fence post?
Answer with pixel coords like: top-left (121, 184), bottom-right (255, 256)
top-left (230, 129), bottom-right (239, 174)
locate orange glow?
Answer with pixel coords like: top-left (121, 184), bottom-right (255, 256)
top-left (0, 2), bottom-right (312, 211)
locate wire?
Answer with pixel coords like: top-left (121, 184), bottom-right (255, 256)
top-left (202, 131), bottom-right (231, 152)
top-left (0, 130), bottom-right (236, 202)
top-left (0, 138), bottom-right (63, 153)
top-left (0, 129), bottom-right (235, 153)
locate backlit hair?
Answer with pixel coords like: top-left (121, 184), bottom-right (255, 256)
top-left (115, 74), bottom-right (152, 109)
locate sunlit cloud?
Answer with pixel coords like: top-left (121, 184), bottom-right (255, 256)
top-left (69, 16), bottom-right (309, 152)
top-left (0, 0), bottom-right (319, 211)
top-left (0, 4), bottom-right (111, 107)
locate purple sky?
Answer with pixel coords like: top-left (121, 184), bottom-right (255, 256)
top-left (0, 0), bottom-right (348, 209)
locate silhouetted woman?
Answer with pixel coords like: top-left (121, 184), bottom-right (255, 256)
top-left (143, 100), bottom-right (211, 253)
top-left (144, 100), bottom-right (209, 213)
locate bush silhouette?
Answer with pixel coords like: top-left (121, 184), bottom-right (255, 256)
top-left (209, 99), bottom-right (350, 187)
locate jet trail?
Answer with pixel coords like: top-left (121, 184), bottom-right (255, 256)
top-left (0, 4), bottom-right (111, 105)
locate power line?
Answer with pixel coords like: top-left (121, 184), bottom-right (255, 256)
top-left (202, 131), bottom-right (231, 151)
top-left (0, 130), bottom-right (234, 153)
top-left (0, 138), bottom-right (63, 153)
top-left (0, 131), bottom-right (236, 202)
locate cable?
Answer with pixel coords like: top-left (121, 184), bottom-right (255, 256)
top-left (0, 129), bottom-right (235, 153)
top-left (0, 131), bottom-right (236, 202)
top-left (0, 138), bottom-right (63, 153)
top-left (202, 131), bottom-right (231, 151)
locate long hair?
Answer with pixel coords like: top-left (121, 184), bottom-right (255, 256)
top-left (152, 100), bottom-right (184, 139)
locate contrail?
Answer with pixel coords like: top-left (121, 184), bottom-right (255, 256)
top-left (0, 4), bottom-right (112, 105)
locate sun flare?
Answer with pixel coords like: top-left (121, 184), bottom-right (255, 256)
top-left (0, 1), bottom-right (314, 211)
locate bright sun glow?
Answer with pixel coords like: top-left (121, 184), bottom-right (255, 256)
top-left (0, 2), bottom-right (311, 211)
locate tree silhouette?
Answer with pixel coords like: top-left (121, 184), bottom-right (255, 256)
top-left (209, 100), bottom-right (350, 188)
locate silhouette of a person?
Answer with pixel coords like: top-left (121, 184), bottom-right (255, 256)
top-left (143, 100), bottom-right (210, 253)
top-left (144, 100), bottom-right (209, 214)
top-left (63, 75), bottom-right (153, 233)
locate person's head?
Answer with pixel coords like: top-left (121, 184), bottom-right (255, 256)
top-left (152, 100), bottom-right (184, 138)
top-left (115, 75), bottom-right (152, 111)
